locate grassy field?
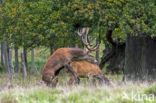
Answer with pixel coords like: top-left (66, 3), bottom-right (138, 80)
top-left (0, 48), bottom-right (155, 103)
top-left (0, 73), bottom-right (155, 103)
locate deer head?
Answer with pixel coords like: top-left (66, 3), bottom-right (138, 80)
top-left (76, 27), bottom-right (99, 52)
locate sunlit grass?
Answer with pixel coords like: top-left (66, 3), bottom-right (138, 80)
top-left (0, 74), bottom-right (155, 103)
top-left (0, 47), bottom-right (155, 103)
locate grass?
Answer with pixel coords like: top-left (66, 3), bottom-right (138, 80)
top-left (0, 47), bottom-right (155, 103)
top-left (144, 85), bottom-right (156, 96)
top-left (0, 74), bottom-right (155, 103)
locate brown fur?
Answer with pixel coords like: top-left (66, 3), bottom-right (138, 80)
top-left (67, 61), bottom-right (111, 85)
top-left (41, 48), bottom-right (97, 86)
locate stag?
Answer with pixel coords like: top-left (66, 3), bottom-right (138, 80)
top-left (41, 48), bottom-right (98, 86)
top-left (65, 28), bottom-right (111, 85)
top-left (41, 28), bottom-right (99, 87)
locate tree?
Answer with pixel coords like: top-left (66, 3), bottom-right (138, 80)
top-left (0, 0), bottom-right (155, 80)
top-left (14, 45), bottom-right (19, 72)
top-left (121, 0), bottom-right (156, 80)
top-left (58, 0), bottom-right (127, 71)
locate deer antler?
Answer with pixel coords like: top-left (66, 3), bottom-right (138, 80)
top-left (76, 27), bottom-right (99, 51)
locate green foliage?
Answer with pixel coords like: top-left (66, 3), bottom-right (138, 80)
top-left (120, 0), bottom-right (156, 37)
top-left (0, 0), bottom-right (155, 49)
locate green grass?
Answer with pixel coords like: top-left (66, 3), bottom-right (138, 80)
top-left (0, 74), bottom-right (155, 103)
top-left (0, 47), bottom-right (155, 103)
top-left (144, 85), bottom-right (156, 96)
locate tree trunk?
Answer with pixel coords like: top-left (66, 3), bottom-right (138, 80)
top-left (31, 49), bottom-right (35, 69)
top-left (50, 40), bottom-right (54, 55)
top-left (100, 30), bottom-right (116, 69)
top-left (106, 44), bottom-right (125, 74)
top-left (14, 45), bottom-right (19, 72)
top-left (70, 37), bottom-right (75, 47)
top-left (49, 40), bottom-right (56, 55)
top-left (3, 42), bottom-right (10, 73)
top-left (100, 46), bottom-right (115, 69)
top-left (96, 40), bottom-right (100, 66)
top-left (21, 52), bottom-right (27, 77)
top-left (1, 42), bottom-right (4, 66)
top-left (8, 44), bottom-right (14, 73)
top-left (124, 35), bottom-right (156, 80)
top-left (50, 46), bottom-right (53, 55)
top-left (23, 47), bottom-right (28, 69)
top-left (99, 29), bottom-right (125, 73)
top-left (31, 49), bottom-right (39, 75)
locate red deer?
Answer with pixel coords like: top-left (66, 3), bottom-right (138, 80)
top-left (41, 28), bottom-right (99, 87)
top-left (65, 28), bottom-right (112, 86)
top-left (67, 61), bottom-right (111, 85)
top-left (41, 27), bottom-right (101, 87)
top-left (41, 48), bottom-right (99, 87)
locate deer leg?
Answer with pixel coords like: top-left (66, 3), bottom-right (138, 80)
top-left (88, 75), bottom-right (95, 86)
top-left (53, 76), bottom-right (58, 87)
top-left (67, 72), bottom-right (80, 85)
top-left (65, 63), bottom-right (79, 84)
top-left (68, 75), bottom-right (74, 85)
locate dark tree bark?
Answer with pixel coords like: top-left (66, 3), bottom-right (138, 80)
top-left (50, 39), bottom-right (55, 55)
top-left (23, 47), bottom-right (28, 69)
top-left (100, 45), bottom-right (115, 69)
top-left (124, 35), bottom-right (156, 80)
top-left (21, 52), bottom-right (27, 77)
top-left (8, 44), bottom-right (14, 73)
top-left (1, 42), bottom-right (4, 66)
top-left (96, 39), bottom-right (100, 66)
top-left (14, 45), bottom-right (19, 72)
top-left (31, 49), bottom-right (35, 69)
top-left (106, 44), bottom-right (125, 74)
top-left (70, 36), bottom-right (76, 48)
top-left (99, 29), bottom-right (125, 73)
top-left (3, 42), bottom-right (10, 73)
top-left (100, 30), bottom-right (115, 69)
top-left (100, 30), bottom-right (116, 69)
top-left (50, 45), bottom-right (53, 55)
top-left (31, 49), bottom-right (39, 75)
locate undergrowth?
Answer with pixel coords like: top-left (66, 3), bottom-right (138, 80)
top-left (0, 74), bottom-right (155, 103)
